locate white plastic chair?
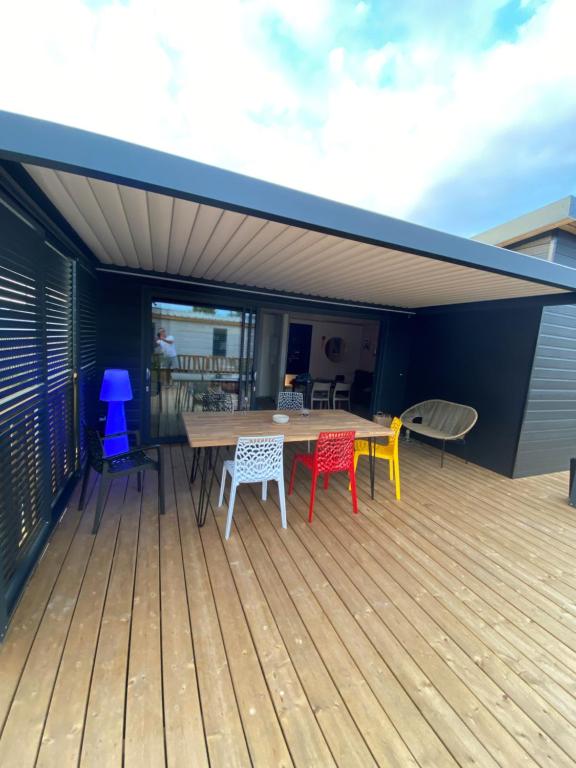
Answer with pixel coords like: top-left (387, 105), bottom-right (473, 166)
top-left (311, 382), bottom-right (331, 409)
top-left (332, 382), bottom-right (351, 410)
top-left (218, 435), bottom-right (287, 539)
top-left (277, 391), bottom-right (304, 410)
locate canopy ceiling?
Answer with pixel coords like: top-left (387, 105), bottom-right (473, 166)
top-left (24, 164), bottom-right (568, 309)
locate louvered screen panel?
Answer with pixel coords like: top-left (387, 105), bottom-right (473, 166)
top-left (77, 265), bottom-right (98, 462)
top-left (44, 249), bottom-right (75, 500)
top-left (0, 245), bottom-right (47, 587)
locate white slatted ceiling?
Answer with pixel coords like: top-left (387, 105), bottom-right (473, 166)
top-left (25, 165), bottom-right (567, 308)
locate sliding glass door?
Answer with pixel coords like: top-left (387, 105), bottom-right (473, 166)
top-left (146, 299), bottom-right (256, 440)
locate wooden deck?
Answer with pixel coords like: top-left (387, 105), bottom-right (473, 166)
top-left (1, 440), bottom-right (576, 767)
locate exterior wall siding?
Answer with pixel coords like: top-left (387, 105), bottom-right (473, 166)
top-left (509, 234), bottom-right (553, 260)
top-left (514, 304), bottom-right (576, 477)
top-left (554, 231), bottom-right (576, 268)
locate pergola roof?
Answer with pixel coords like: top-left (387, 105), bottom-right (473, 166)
top-left (0, 110), bottom-right (574, 309)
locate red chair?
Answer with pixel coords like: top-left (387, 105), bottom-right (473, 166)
top-left (289, 430), bottom-right (358, 522)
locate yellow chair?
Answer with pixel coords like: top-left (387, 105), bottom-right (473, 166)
top-left (353, 417), bottom-right (403, 499)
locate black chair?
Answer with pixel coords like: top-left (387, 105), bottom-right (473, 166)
top-left (79, 426), bottom-right (164, 534)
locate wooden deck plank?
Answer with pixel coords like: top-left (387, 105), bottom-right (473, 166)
top-left (197, 497), bottom-right (294, 767)
top-left (0, 480), bottom-right (86, 733)
top-left (399, 452), bottom-right (576, 611)
top-left (207, 480), bottom-right (339, 767)
top-left (80, 474), bottom-right (142, 766)
top-left (355, 453), bottom-right (576, 686)
top-left (235, 477), bottom-right (457, 767)
top-left (288, 472), bottom-right (576, 767)
top-left (124, 470), bottom-right (166, 768)
top-left (0, 484), bottom-right (103, 767)
top-left (160, 448), bottom-right (209, 768)
top-left (171, 446), bottom-right (251, 768)
top-left (257, 481), bottom-right (528, 768)
top-left (327, 471), bottom-right (576, 728)
top-left (35, 477), bottom-right (125, 768)
top-left (1, 440), bottom-right (575, 768)
top-left (225, 489), bottom-right (380, 768)
top-left (231, 486), bottom-right (428, 768)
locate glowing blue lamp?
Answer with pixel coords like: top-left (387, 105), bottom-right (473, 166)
top-left (100, 369), bottom-right (133, 457)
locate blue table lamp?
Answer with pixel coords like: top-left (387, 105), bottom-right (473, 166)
top-left (100, 369), bottom-right (133, 457)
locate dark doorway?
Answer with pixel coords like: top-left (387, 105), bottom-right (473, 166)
top-left (286, 323), bottom-right (312, 375)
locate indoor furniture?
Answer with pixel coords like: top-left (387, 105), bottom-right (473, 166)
top-left (332, 382), bottom-right (351, 410)
top-left (311, 382), bottom-right (331, 409)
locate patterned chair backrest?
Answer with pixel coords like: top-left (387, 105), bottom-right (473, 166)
top-left (277, 391), bottom-right (304, 410)
top-left (234, 435), bottom-right (285, 483)
top-left (315, 430), bottom-right (355, 473)
top-left (202, 391), bottom-right (235, 412)
top-left (388, 417), bottom-right (403, 452)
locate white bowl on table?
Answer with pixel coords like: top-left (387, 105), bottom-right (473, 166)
top-left (272, 413), bottom-right (290, 424)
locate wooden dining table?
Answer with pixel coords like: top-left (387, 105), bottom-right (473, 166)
top-left (182, 409), bottom-right (393, 526)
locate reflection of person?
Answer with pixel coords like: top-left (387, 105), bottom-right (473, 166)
top-left (155, 328), bottom-right (178, 369)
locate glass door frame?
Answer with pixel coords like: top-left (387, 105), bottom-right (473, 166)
top-left (141, 286), bottom-right (259, 444)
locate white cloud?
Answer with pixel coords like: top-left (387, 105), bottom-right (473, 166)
top-left (0, 0), bottom-right (574, 224)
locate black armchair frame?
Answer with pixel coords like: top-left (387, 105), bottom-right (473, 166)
top-left (78, 427), bottom-right (164, 534)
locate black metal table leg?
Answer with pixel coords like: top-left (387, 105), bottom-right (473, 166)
top-left (190, 447), bottom-right (201, 484)
top-left (194, 446), bottom-right (221, 527)
top-left (369, 436), bottom-right (376, 500)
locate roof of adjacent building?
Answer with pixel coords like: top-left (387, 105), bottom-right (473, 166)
top-left (474, 196), bottom-right (576, 247)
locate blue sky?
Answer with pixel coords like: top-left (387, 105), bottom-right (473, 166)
top-left (0, 0), bottom-right (575, 237)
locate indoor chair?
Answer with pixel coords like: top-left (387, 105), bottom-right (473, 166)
top-left (218, 435), bottom-right (287, 539)
top-left (311, 382), bottom-right (331, 409)
top-left (332, 382), bottom-right (351, 410)
top-left (289, 430), bottom-right (357, 522)
top-left (277, 390), bottom-right (304, 410)
top-left (352, 416), bottom-right (402, 500)
top-left (79, 426), bottom-right (164, 534)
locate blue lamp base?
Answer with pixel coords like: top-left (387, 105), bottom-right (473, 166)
top-left (103, 400), bottom-right (129, 457)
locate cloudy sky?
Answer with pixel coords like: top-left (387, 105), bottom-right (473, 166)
top-left (1, 0), bottom-right (575, 236)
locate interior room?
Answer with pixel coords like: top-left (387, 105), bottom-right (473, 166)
top-left (254, 310), bottom-right (380, 415)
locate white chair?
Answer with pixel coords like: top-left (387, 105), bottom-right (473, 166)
top-left (311, 382), bottom-right (331, 409)
top-left (218, 435), bottom-right (287, 539)
top-left (277, 391), bottom-right (304, 410)
top-left (332, 382), bottom-right (351, 410)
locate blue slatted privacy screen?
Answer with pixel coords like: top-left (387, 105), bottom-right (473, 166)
top-left (0, 197), bottom-right (97, 629)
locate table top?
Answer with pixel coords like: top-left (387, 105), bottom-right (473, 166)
top-left (182, 409), bottom-right (393, 447)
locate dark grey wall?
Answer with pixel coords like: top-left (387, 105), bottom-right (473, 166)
top-left (97, 274), bottom-right (144, 430)
top-left (510, 234), bottom-right (553, 260)
top-left (514, 304), bottom-right (576, 477)
top-left (405, 305), bottom-right (542, 476)
top-left (555, 231), bottom-right (576, 268)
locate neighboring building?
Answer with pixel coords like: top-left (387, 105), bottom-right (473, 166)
top-left (475, 197), bottom-right (576, 476)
